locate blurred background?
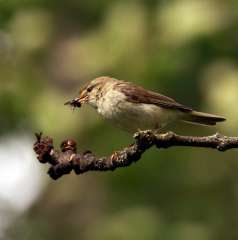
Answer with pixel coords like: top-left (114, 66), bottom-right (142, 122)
top-left (0, 0), bottom-right (238, 239)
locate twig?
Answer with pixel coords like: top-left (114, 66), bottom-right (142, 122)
top-left (33, 131), bottom-right (238, 180)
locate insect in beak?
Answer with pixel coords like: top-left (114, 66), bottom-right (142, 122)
top-left (64, 97), bottom-right (82, 108)
top-left (64, 90), bottom-right (89, 109)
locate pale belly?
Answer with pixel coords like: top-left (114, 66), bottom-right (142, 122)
top-left (96, 90), bottom-right (179, 133)
top-left (108, 102), bottom-right (178, 132)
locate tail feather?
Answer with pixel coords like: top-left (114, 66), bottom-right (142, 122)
top-left (182, 111), bottom-right (226, 126)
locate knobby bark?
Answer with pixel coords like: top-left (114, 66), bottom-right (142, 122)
top-left (33, 131), bottom-right (238, 180)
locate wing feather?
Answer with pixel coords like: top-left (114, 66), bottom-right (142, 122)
top-left (116, 82), bottom-right (192, 113)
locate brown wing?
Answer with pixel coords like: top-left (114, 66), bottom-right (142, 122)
top-left (116, 82), bottom-right (192, 113)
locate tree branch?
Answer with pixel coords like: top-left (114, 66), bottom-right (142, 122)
top-left (33, 131), bottom-right (238, 180)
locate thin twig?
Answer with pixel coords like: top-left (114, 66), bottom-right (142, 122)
top-left (33, 131), bottom-right (238, 180)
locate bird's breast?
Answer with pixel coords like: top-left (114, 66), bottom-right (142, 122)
top-left (97, 89), bottom-right (126, 119)
top-left (95, 89), bottom-right (178, 132)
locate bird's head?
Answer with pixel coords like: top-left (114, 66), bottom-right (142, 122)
top-left (65, 76), bottom-right (115, 109)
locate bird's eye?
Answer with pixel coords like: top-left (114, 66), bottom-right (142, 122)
top-left (87, 86), bottom-right (93, 92)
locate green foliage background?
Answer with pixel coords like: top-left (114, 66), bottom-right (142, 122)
top-left (1, 0), bottom-right (238, 239)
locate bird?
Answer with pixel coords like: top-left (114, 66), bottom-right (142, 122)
top-left (65, 76), bottom-right (226, 133)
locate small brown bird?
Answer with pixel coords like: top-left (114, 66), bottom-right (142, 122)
top-left (65, 76), bottom-right (226, 133)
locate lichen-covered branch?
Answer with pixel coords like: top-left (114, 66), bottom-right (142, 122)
top-left (33, 131), bottom-right (238, 180)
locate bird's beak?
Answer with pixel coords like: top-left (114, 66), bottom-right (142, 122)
top-left (64, 91), bottom-right (88, 108)
top-left (64, 97), bottom-right (82, 108)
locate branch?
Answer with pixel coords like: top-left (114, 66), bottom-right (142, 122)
top-left (33, 131), bottom-right (238, 180)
